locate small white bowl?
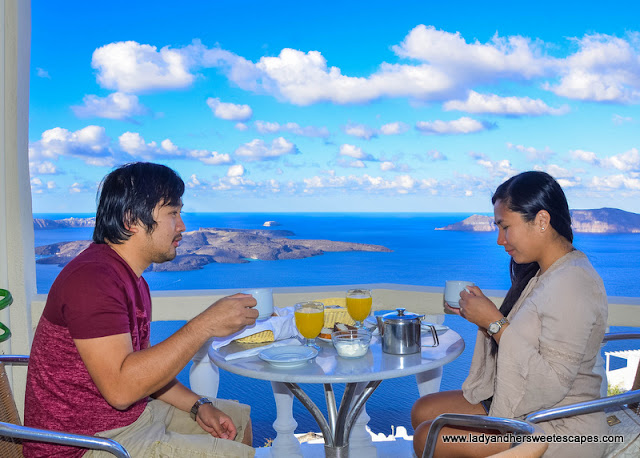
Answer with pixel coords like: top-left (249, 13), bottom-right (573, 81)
top-left (331, 329), bottom-right (372, 359)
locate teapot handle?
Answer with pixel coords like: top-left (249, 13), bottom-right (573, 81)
top-left (421, 324), bottom-right (439, 347)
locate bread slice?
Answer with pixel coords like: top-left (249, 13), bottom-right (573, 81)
top-left (323, 306), bottom-right (356, 327)
top-left (235, 330), bottom-right (274, 344)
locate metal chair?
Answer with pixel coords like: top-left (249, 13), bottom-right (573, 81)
top-left (0, 355), bottom-right (131, 458)
top-left (422, 332), bottom-right (640, 458)
top-left (423, 414), bottom-right (548, 457)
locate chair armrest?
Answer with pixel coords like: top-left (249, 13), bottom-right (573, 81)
top-left (0, 421), bottom-right (130, 458)
top-left (525, 389), bottom-right (640, 424)
top-left (603, 332), bottom-right (640, 342)
top-left (0, 355), bottom-right (29, 364)
top-left (423, 413), bottom-right (544, 458)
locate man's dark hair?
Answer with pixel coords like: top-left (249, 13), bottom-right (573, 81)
top-left (93, 162), bottom-right (185, 244)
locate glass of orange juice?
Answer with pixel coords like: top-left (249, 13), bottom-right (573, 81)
top-left (346, 289), bottom-right (372, 328)
top-left (294, 301), bottom-right (325, 348)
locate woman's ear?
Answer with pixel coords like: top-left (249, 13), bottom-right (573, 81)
top-left (537, 210), bottom-right (551, 233)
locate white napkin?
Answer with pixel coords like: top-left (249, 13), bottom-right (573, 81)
top-left (211, 307), bottom-right (300, 360)
top-left (222, 338), bottom-right (301, 361)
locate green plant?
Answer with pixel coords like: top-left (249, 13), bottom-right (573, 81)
top-left (0, 289), bottom-right (12, 342)
top-left (608, 383), bottom-right (628, 396)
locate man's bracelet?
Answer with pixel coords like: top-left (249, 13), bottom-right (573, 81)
top-left (190, 396), bottom-right (213, 421)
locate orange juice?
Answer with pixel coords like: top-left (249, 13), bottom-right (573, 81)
top-left (295, 308), bottom-right (324, 339)
top-left (346, 296), bottom-right (372, 322)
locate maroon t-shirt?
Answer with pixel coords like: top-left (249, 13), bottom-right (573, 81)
top-left (24, 243), bottom-right (151, 457)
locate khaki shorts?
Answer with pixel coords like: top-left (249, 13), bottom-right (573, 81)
top-left (85, 398), bottom-right (255, 458)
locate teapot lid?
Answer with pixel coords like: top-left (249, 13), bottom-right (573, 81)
top-left (383, 307), bottom-right (423, 322)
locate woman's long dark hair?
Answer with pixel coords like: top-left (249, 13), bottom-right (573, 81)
top-left (491, 171), bottom-right (573, 352)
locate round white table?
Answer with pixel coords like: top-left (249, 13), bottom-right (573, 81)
top-left (209, 328), bottom-right (464, 457)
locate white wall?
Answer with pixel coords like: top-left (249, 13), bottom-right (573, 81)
top-left (1, 0), bottom-right (35, 415)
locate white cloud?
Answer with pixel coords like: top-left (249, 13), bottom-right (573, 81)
top-left (47, 181), bottom-right (56, 189)
top-left (344, 122), bottom-right (378, 140)
top-left (547, 33), bottom-right (640, 103)
top-left (507, 143), bottom-right (555, 161)
top-left (29, 160), bottom-right (58, 175)
top-left (187, 149), bottom-right (232, 165)
top-left (380, 161), bottom-right (396, 171)
top-left (29, 125), bottom-right (114, 166)
top-left (118, 132), bottom-right (157, 156)
top-left (416, 116), bottom-right (491, 135)
top-left (72, 92), bottom-right (148, 120)
top-left (379, 122), bottom-right (409, 135)
top-left (338, 159), bottom-right (366, 168)
top-left (235, 123), bottom-right (249, 131)
top-left (570, 149), bottom-right (598, 164)
top-left (227, 164), bottom-right (245, 177)
top-left (589, 174), bottom-right (640, 190)
top-left (444, 91), bottom-right (569, 116)
top-left (601, 148), bottom-right (640, 172)
top-left (234, 137), bottom-right (298, 161)
top-left (255, 121), bottom-right (329, 138)
top-left (474, 154), bottom-right (518, 178)
top-left (339, 144), bottom-right (374, 161)
top-left (426, 150), bottom-right (447, 161)
top-left (302, 172), bottom-right (436, 194)
top-left (92, 41), bottom-right (196, 93)
top-left (612, 114), bottom-right (634, 124)
top-left (206, 97), bottom-right (253, 121)
top-left (36, 67), bottom-right (50, 79)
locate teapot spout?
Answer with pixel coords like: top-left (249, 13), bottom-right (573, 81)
top-left (376, 315), bottom-right (384, 336)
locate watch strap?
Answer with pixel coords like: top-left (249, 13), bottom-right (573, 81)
top-left (190, 396), bottom-right (213, 421)
top-left (487, 317), bottom-right (509, 336)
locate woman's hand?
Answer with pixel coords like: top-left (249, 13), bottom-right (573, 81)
top-left (196, 403), bottom-right (237, 440)
top-left (457, 286), bottom-right (503, 330)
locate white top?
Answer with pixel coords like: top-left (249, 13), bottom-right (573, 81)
top-left (208, 328), bottom-right (464, 384)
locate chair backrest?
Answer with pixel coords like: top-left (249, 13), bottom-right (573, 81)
top-left (0, 362), bottom-right (23, 457)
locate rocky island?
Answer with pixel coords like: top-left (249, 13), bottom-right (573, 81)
top-left (435, 208), bottom-right (640, 233)
top-left (35, 226), bottom-right (392, 272)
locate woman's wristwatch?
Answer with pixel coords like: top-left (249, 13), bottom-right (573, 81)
top-left (487, 317), bottom-right (509, 336)
top-left (190, 396), bottom-right (213, 421)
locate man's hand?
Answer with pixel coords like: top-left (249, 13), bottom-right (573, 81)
top-left (196, 403), bottom-right (237, 440)
top-left (199, 293), bottom-right (258, 337)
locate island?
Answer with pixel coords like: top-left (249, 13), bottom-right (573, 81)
top-left (35, 227), bottom-right (392, 272)
top-left (435, 208), bottom-right (640, 233)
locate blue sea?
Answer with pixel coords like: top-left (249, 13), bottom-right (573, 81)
top-left (33, 212), bottom-right (640, 446)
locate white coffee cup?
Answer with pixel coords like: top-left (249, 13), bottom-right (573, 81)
top-left (243, 288), bottom-right (274, 320)
top-left (444, 281), bottom-right (475, 308)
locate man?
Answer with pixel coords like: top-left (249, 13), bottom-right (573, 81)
top-left (24, 162), bottom-right (258, 457)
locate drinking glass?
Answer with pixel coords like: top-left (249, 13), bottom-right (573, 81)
top-left (346, 289), bottom-right (372, 328)
top-left (294, 301), bottom-right (324, 349)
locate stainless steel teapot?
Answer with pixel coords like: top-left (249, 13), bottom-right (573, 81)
top-left (376, 308), bottom-right (438, 354)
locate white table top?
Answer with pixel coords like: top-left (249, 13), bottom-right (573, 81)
top-left (208, 327), bottom-right (464, 384)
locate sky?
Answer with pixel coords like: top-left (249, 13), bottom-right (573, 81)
top-left (28, 0), bottom-right (640, 214)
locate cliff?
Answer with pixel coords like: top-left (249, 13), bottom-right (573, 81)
top-left (35, 227), bottom-right (392, 271)
top-left (435, 208), bottom-right (640, 233)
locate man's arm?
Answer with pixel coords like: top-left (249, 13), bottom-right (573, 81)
top-left (74, 294), bottom-right (257, 410)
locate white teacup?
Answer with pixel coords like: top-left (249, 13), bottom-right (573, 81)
top-left (444, 281), bottom-right (475, 308)
top-left (243, 288), bottom-right (274, 320)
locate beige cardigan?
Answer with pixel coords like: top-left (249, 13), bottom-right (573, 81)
top-left (462, 250), bottom-right (609, 457)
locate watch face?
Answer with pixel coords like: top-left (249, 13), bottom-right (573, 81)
top-left (488, 323), bottom-right (500, 334)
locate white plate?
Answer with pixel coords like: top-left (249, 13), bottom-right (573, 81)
top-left (317, 336), bottom-right (332, 343)
top-left (259, 345), bottom-right (318, 368)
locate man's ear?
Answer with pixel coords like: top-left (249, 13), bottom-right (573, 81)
top-left (124, 211), bottom-right (140, 234)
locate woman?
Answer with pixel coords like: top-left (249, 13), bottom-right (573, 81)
top-left (411, 171), bottom-right (608, 457)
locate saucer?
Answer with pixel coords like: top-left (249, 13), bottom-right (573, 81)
top-left (259, 345), bottom-right (318, 368)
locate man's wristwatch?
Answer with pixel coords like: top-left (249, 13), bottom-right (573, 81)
top-left (190, 396), bottom-right (213, 421)
top-left (487, 317), bottom-right (509, 336)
